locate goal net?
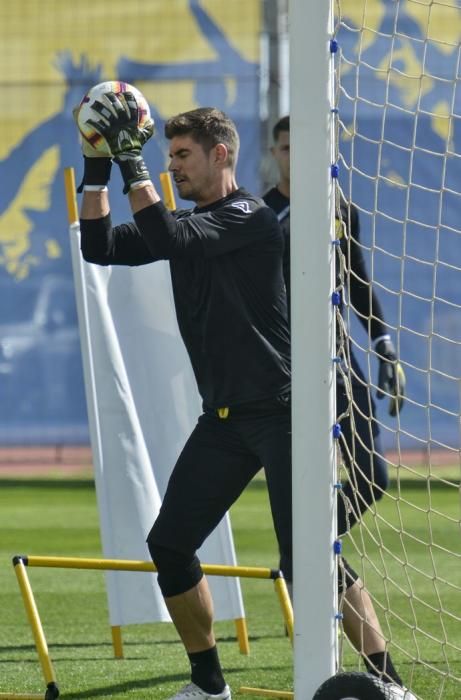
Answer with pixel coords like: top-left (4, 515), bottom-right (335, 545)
top-left (333, 1), bottom-right (461, 698)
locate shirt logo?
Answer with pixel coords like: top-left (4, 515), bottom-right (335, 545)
top-left (231, 201), bottom-right (251, 214)
top-left (277, 205), bottom-right (290, 222)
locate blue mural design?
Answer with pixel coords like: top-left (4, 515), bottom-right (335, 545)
top-left (0, 1), bottom-right (260, 444)
top-left (338, 5), bottom-right (461, 449)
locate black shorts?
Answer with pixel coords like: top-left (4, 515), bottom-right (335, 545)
top-left (148, 394), bottom-right (292, 578)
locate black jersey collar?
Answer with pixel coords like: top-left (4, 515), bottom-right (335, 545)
top-left (193, 187), bottom-right (250, 214)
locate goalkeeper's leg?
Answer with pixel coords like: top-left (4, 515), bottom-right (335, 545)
top-left (146, 415), bottom-right (260, 699)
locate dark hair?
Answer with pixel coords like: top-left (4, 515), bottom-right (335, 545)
top-left (164, 107), bottom-right (240, 169)
top-left (272, 115), bottom-right (290, 142)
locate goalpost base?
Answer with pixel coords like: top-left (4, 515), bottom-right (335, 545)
top-left (6, 555), bottom-right (293, 699)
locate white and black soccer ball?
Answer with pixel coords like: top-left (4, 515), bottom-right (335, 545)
top-left (76, 80), bottom-right (151, 156)
top-left (312, 672), bottom-right (417, 700)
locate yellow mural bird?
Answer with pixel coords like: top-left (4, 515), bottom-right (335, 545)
top-left (0, 147), bottom-right (60, 280)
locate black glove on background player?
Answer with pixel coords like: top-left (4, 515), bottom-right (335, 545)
top-left (375, 337), bottom-right (406, 417)
top-left (86, 91), bottom-right (154, 193)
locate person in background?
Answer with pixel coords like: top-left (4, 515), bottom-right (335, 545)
top-left (264, 114), bottom-right (406, 535)
top-left (264, 115), bottom-right (408, 689)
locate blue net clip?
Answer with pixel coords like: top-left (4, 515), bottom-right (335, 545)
top-left (331, 291), bottom-right (341, 306)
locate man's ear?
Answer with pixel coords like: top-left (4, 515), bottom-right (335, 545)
top-left (214, 142), bottom-right (229, 165)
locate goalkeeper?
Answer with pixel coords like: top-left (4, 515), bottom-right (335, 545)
top-left (264, 115), bottom-right (406, 536)
top-left (75, 96), bottom-right (291, 700)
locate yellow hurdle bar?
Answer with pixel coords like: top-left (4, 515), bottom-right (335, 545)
top-left (13, 559), bottom-right (56, 686)
top-left (24, 556), bottom-right (290, 651)
top-left (10, 555), bottom-right (293, 699)
top-left (24, 555), bottom-right (277, 580)
top-left (239, 689), bottom-right (294, 699)
top-left (0, 694), bottom-right (44, 699)
top-left (5, 558), bottom-right (60, 700)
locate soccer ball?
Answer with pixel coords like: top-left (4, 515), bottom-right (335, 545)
top-left (76, 81), bottom-right (151, 156)
top-left (312, 672), bottom-right (417, 700)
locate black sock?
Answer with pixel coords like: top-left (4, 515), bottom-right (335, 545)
top-left (188, 646), bottom-right (226, 694)
top-left (364, 651), bottom-right (403, 686)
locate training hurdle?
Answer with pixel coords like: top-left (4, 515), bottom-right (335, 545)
top-left (3, 555), bottom-right (293, 700)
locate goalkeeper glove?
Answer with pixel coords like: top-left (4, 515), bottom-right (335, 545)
top-left (85, 91), bottom-right (154, 194)
top-left (72, 106), bottom-right (112, 193)
top-left (374, 336), bottom-right (406, 417)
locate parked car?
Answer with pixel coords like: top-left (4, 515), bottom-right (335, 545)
top-left (0, 275), bottom-right (88, 440)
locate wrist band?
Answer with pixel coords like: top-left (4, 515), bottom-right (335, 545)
top-left (83, 185), bottom-right (109, 192)
top-left (129, 180), bottom-right (153, 191)
top-left (373, 334), bottom-right (391, 347)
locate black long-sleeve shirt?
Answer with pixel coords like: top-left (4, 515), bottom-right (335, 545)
top-left (81, 187), bottom-right (291, 408)
top-left (262, 187), bottom-right (388, 341)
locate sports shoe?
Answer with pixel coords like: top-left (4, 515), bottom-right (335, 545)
top-left (167, 682), bottom-right (231, 699)
top-left (387, 684), bottom-right (417, 700)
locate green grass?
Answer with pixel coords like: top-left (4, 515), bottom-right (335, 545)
top-left (0, 477), bottom-right (459, 699)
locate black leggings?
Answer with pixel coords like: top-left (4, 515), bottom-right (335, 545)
top-left (336, 353), bottom-right (389, 535)
top-left (147, 398), bottom-right (292, 593)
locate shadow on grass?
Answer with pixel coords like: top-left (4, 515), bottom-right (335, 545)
top-left (1, 667), bottom-right (271, 699)
top-left (0, 478), bottom-right (95, 489)
top-left (59, 664), bottom-right (276, 700)
top-left (0, 631), bottom-right (285, 659)
top-left (60, 673), bottom-right (187, 699)
top-left (1, 476), bottom-right (458, 492)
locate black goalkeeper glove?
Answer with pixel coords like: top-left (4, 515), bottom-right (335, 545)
top-left (375, 337), bottom-right (406, 417)
top-left (85, 91), bottom-right (154, 193)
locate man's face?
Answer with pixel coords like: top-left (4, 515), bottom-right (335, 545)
top-left (168, 135), bottom-right (217, 203)
top-left (271, 129), bottom-right (290, 183)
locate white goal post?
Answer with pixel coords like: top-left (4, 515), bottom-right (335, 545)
top-left (290, 1), bottom-right (461, 699)
top-left (290, 0), bottom-right (338, 697)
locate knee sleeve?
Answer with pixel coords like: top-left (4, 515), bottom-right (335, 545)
top-left (148, 540), bottom-right (203, 597)
top-left (337, 556), bottom-right (359, 596)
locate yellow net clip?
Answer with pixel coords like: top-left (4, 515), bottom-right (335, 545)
top-left (217, 407), bottom-right (230, 419)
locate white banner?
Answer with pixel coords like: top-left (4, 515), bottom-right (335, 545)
top-left (69, 223), bottom-right (245, 626)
